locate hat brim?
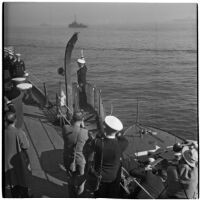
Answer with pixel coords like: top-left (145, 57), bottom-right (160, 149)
top-left (182, 146), bottom-right (196, 167)
top-left (105, 115), bottom-right (123, 131)
top-left (77, 59), bottom-right (85, 64)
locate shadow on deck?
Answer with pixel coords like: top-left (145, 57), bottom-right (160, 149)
top-left (22, 92), bottom-right (99, 197)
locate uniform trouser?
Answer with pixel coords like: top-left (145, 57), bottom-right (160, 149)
top-left (79, 85), bottom-right (87, 108)
top-left (64, 159), bottom-right (86, 197)
top-left (72, 163), bottom-right (86, 195)
top-left (94, 165), bottom-right (122, 198)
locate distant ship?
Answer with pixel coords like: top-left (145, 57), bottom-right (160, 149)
top-left (68, 16), bottom-right (88, 28)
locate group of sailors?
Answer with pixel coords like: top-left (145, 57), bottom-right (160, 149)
top-left (4, 49), bottom-right (27, 77)
top-left (4, 49), bottom-right (31, 197)
top-left (61, 110), bottom-right (199, 199)
top-left (4, 52), bottom-right (198, 198)
top-left (4, 48), bottom-right (28, 95)
top-left (62, 112), bottom-right (128, 198)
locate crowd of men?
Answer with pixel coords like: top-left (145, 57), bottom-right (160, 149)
top-left (4, 49), bottom-right (31, 197)
top-left (61, 111), bottom-right (198, 198)
top-left (4, 49), bottom-right (28, 98)
top-left (4, 51), bottom-right (27, 80)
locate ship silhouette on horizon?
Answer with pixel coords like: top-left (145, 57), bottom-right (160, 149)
top-left (68, 15), bottom-right (88, 28)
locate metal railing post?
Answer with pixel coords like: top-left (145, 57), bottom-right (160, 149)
top-left (99, 90), bottom-right (101, 115)
top-left (75, 84), bottom-right (79, 111)
top-left (56, 93), bottom-right (58, 114)
top-left (93, 87), bottom-right (95, 111)
top-left (43, 82), bottom-right (49, 107)
top-left (43, 82), bottom-right (47, 98)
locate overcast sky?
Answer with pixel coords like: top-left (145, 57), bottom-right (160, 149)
top-left (4, 2), bottom-right (196, 27)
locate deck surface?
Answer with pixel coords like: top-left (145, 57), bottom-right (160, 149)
top-left (123, 124), bottom-right (184, 171)
top-left (23, 104), bottom-right (68, 197)
top-left (22, 99), bottom-right (98, 197)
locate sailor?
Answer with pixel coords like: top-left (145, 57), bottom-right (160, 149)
top-left (12, 53), bottom-right (26, 78)
top-left (62, 111), bottom-right (92, 196)
top-left (4, 57), bottom-right (13, 92)
top-left (165, 145), bottom-right (198, 199)
top-left (90, 115), bottom-right (128, 198)
top-left (5, 53), bottom-right (15, 79)
top-left (4, 112), bottom-right (30, 197)
top-left (4, 51), bottom-right (11, 70)
top-left (77, 57), bottom-right (87, 108)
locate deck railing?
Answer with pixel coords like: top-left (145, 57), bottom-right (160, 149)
top-left (28, 75), bottom-right (51, 107)
top-left (86, 82), bottom-right (106, 121)
top-left (28, 76), bottom-right (106, 129)
top-left (72, 82), bottom-right (106, 132)
top-left (72, 83), bottom-right (105, 116)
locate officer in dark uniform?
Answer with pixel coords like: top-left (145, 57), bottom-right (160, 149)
top-left (13, 54), bottom-right (26, 78)
top-left (6, 53), bottom-right (15, 78)
top-left (77, 58), bottom-right (87, 108)
top-left (4, 53), bottom-right (13, 89)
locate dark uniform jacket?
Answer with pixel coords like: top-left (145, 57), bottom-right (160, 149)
top-left (93, 136), bottom-right (128, 183)
top-left (77, 65), bottom-right (87, 85)
top-left (13, 60), bottom-right (26, 78)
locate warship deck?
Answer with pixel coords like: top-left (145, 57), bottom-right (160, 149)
top-left (22, 98), bottom-right (98, 197)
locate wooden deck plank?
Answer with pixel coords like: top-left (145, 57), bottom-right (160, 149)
top-left (24, 117), bottom-right (54, 156)
top-left (23, 121), bottom-right (46, 178)
top-left (22, 103), bottom-right (70, 197)
top-left (40, 122), bottom-right (64, 150)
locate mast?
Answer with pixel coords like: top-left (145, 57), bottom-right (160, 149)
top-left (64, 32), bottom-right (79, 116)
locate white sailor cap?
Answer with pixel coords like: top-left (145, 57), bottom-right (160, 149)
top-left (104, 115), bottom-right (123, 131)
top-left (77, 58), bottom-right (86, 64)
top-left (16, 53), bottom-right (21, 57)
top-left (8, 52), bottom-right (14, 56)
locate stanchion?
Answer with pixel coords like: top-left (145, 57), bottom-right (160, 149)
top-left (43, 82), bottom-right (50, 108)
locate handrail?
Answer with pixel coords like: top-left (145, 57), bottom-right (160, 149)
top-left (69, 81), bottom-right (106, 133)
top-left (29, 72), bottom-right (43, 84)
top-left (85, 82), bottom-right (106, 120)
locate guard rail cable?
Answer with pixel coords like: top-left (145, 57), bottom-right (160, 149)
top-left (62, 103), bottom-right (73, 115)
top-left (58, 109), bottom-right (71, 125)
top-left (29, 73), bottom-right (43, 84)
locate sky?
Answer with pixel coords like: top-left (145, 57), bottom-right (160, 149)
top-left (3, 2), bottom-right (197, 27)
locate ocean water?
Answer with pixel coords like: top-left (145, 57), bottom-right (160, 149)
top-left (4, 22), bottom-right (198, 140)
